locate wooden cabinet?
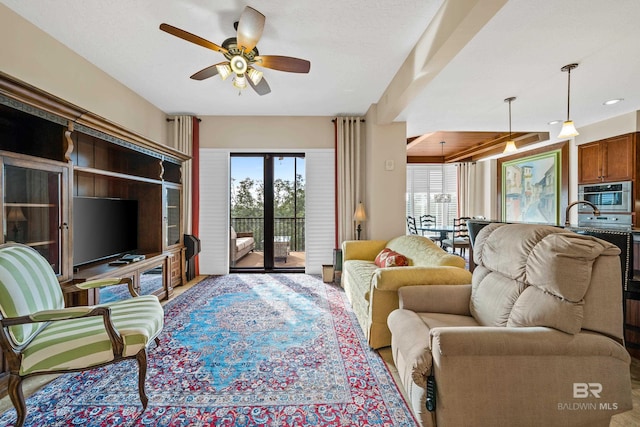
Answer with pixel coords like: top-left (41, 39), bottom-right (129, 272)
top-left (66, 253), bottom-right (171, 306)
top-left (1, 151), bottom-right (72, 281)
top-left (578, 133), bottom-right (635, 184)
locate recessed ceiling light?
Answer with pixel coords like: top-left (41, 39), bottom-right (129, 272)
top-left (548, 120), bottom-right (562, 125)
top-left (603, 98), bottom-right (623, 105)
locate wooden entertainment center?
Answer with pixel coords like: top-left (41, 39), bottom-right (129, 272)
top-left (0, 73), bottom-right (190, 397)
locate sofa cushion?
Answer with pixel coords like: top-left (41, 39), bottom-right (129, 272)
top-left (236, 237), bottom-right (254, 251)
top-left (342, 260), bottom-right (377, 301)
top-left (375, 248), bottom-right (409, 268)
top-left (386, 235), bottom-right (465, 268)
top-left (471, 223), bottom-right (620, 334)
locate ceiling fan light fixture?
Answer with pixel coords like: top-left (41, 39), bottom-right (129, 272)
top-left (230, 55), bottom-right (248, 74)
top-left (247, 67), bottom-right (263, 85)
top-left (216, 63), bottom-right (232, 80)
top-left (558, 63), bottom-right (579, 139)
top-left (503, 97), bottom-right (517, 154)
top-left (232, 74), bottom-right (247, 89)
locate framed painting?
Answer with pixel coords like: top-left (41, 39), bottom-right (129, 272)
top-left (500, 149), bottom-right (562, 224)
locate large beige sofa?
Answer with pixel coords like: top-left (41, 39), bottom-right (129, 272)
top-left (341, 234), bottom-right (472, 349)
top-left (388, 223), bottom-right (633, 427)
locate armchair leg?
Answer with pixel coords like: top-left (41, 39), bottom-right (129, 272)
top-left (136, 349), bottom-right (149, 412)
top-left (8, 374), bottom-right (26, 427)
top-left (154, 337), bottom-right (160, 346)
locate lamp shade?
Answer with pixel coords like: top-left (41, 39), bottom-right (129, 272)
top-left (353, 202), bottom-right (367, 222)
top-left (558, 120), bottom-right (579, 139)
top-left (7, 207), bottom-right (27, 222)
top-left (503, 140), bottom-right (517, 154)
top-left (216, 63), bottom-right (232, 80)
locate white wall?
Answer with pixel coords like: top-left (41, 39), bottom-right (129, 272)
top-left (0, 4), bottom-right (168, 144)
top-left (197, 116), bottom-right (335, 274)
top-left (365, 104), bottom-right (407, 240)
top-left (199, 116), bottom-right (334, 149)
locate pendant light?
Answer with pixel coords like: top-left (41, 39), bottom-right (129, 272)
top-left (558, 63), bottom-right (579, 139)
top-left (434, 141), bottom-right (451, 203)
top-left (503, 96), bottom-right (517, 154)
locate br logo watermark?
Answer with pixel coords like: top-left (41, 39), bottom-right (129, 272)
top-left (573, 383), bottom-right (602, 398)
top-left (557, 383), bottom-right (618, 411)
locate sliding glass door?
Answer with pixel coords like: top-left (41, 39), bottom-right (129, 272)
top-left (230, 154), bottom-right (305, 271)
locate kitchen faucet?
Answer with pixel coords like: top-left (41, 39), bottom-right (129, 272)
top-left (565, 200), bottom-right (600, 227)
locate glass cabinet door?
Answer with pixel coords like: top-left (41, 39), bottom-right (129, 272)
top-left (164, 184), bottom-right (181, 248)
top-left (3, 160), bottom-right (69, 279)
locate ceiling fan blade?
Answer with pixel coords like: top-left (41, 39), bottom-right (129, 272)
top-left (190, 62), bottom-right (228, 80)
top-left (236, 6), bottom-right (265, 53)
top-left (159, 23), bottom-right (228, 54)
top-left (248, 76), bottom-right (271, 96)
top-left (254, 55), bottom-right (311, 73)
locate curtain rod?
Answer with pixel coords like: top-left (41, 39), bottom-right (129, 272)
top-left (166, 117), bottom-right (201, 122)
top-left (331, 118), bottom-right (365, 123)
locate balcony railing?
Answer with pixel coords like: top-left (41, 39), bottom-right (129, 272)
top-left (231, 217), bottom-right (305, 252)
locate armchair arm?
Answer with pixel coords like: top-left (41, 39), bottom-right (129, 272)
top-left (431, 327), bottom-right (629, 360)
top-left (1, 306), bottom-right (125, 357)
top-left (74, 277), bottom-right (138, 297)
top-left (237, 232), bottom-right (254, 238)
top-left (342, 240), bottom-right (388, 261)
top-left (373, 266), bottom-right (472, 292)
top-left (399, 284), bottom-right (472, 315)
top-left (428, 327), bottom-right (632, 425)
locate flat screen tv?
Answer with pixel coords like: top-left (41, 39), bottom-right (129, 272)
top-left (73, 197), bottom-right (138, 267)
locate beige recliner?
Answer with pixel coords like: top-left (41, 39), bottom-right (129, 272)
top-left (387, 223), bottom-right (633, 427)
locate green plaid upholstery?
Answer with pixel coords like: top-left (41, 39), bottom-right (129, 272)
top-left (0, 245), bottom-right (64, 346)
top-left (20, 295), bottom-right (164, 375)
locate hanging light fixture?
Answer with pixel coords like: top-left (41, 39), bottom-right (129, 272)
top-left (434, 141), bottom-right (451, 203)
top-left (558, 63), bottom-right (579, 139)
top-left (503, 96), bottom-right (517, 154)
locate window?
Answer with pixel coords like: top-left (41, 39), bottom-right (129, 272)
top-left (406, 164), bottom-right (458, 228)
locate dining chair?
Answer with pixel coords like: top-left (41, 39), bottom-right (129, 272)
top-left (419, 214), bottom-right (442, 246)
top-left (406, 216), bottom-right (418, 235)
top-left (442, 216), bottom-right (471, 257)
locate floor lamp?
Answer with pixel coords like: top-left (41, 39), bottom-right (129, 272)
top-left (354, 202), bottom-right (367, 240)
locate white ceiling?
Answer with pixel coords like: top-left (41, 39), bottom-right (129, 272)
top-left (3, 0), bottom-right (640, 140)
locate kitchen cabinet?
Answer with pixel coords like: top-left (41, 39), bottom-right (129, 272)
top-left (578, 133), bottom-right (635, 184)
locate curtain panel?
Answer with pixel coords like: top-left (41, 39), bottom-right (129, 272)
top-left (172, 115), bottom-right (193, 235)
top-left (335, 117), bottom-right (365, 245)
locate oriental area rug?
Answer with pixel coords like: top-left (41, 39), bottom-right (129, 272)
top-left (0, 274), bottom-right (417, 426)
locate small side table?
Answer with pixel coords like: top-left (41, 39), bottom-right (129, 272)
top-left (274, 235), bottom-right (290, 262)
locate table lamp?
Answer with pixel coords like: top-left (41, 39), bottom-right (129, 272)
top-left (353, 202), bottom-right (367, 240)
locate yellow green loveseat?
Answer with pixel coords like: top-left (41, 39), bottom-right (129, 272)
top-left (341, 234), bottom-right (472, 348)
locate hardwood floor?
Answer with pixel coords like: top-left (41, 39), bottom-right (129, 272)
top-left (2, 275), bottom-right (639, 425)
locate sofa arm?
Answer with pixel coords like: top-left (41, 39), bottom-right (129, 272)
top-left (373, 266), bottom-right (472, 292)
top-left (399, 284), bottom-right (472, 315)
top-left (342, 240), bottom-right (388, 261)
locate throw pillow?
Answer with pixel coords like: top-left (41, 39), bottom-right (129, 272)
top-left (375, 248), bottom-right (409, 268)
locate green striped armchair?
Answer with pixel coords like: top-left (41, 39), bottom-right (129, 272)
top-left (0, 243), bottom-right (164, 427)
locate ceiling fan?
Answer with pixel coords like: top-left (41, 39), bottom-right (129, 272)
top-left (159, 6), bottom-right (311, 96)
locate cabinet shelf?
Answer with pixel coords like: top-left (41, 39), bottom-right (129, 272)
top-left (5, 202), bottom-right (56, 208)
top-left (74, 166), bottom-right (163, 185)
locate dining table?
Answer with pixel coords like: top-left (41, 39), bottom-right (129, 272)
top-left (416, 225), bottom-right (454, 242)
